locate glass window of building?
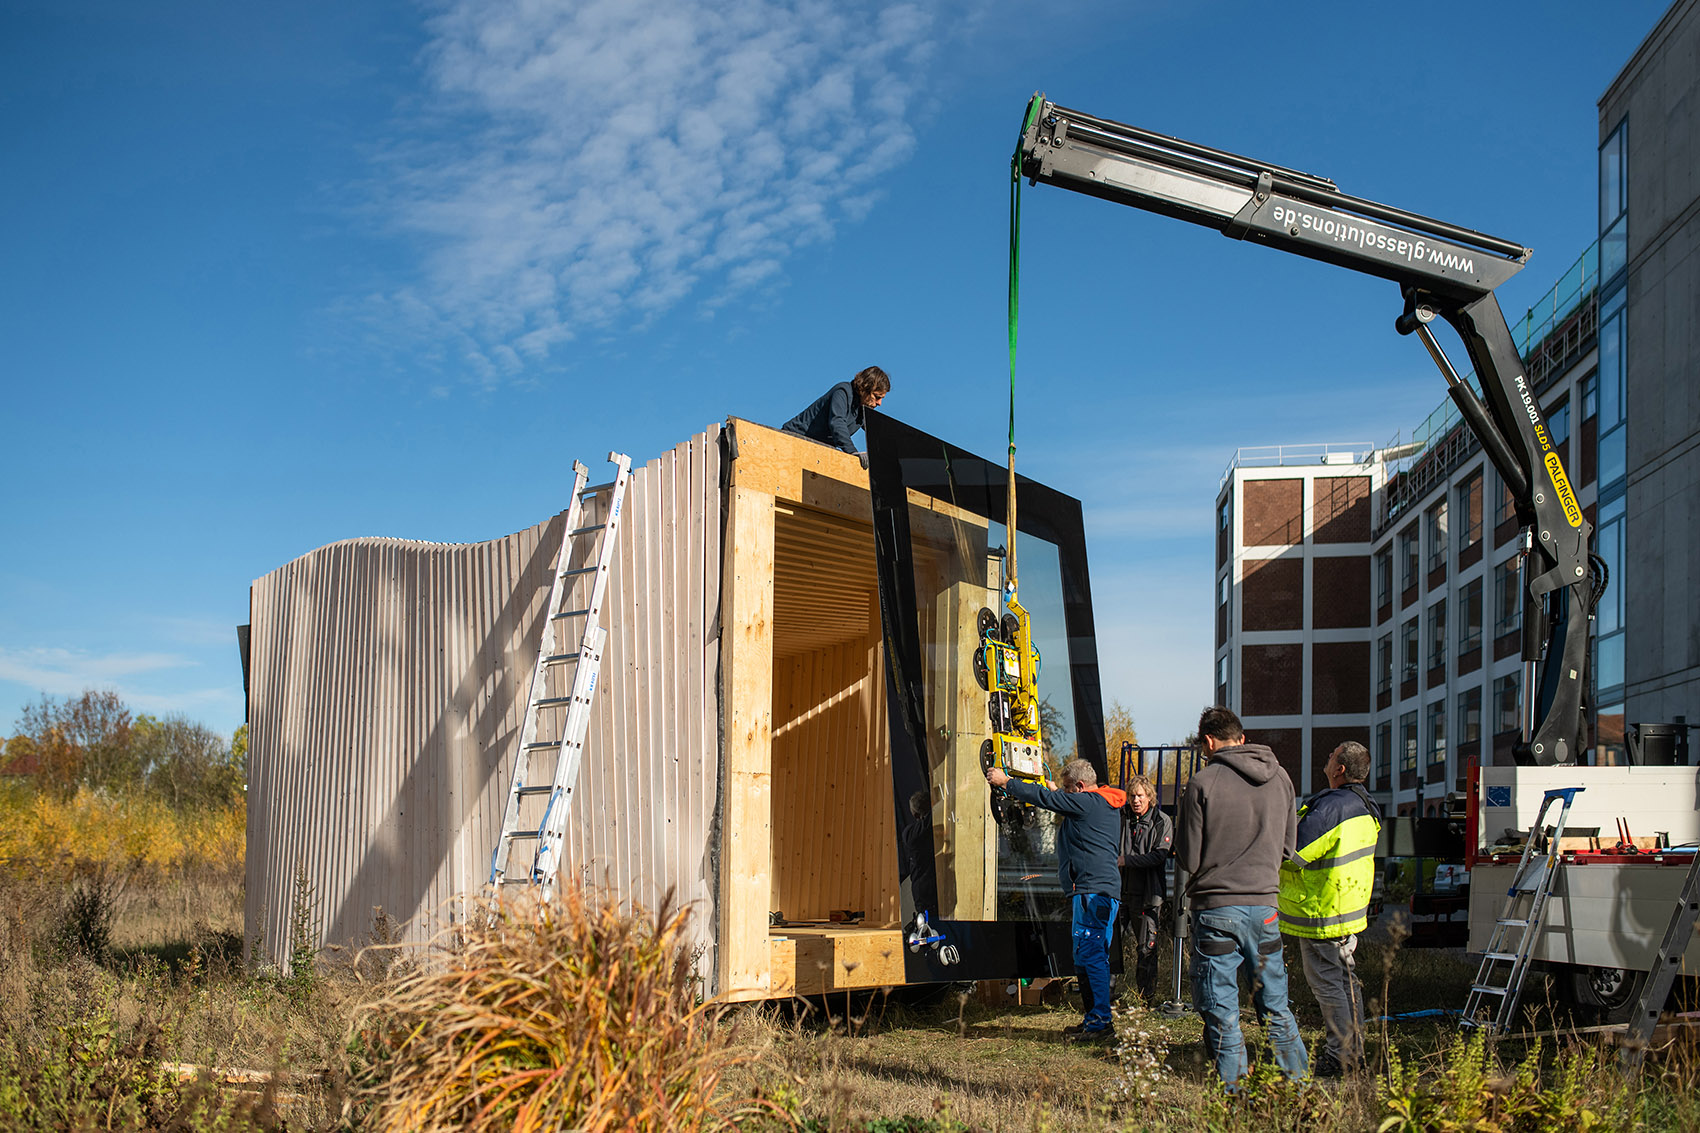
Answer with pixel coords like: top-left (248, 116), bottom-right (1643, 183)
top-left (1426, 500), bottom-right (1449, 572)
top-left (1459, 578), bottom-right (1483, 654)
top-left (1400, 711), bottom-right (1418, 772)
top-left (1596, 702), bottom-right (1626, 765)
top-left (1457, 471), bottom-right (1482, 551)
top-left (1600, 120), bottom-right (1627, 282)
top-left (1218, 495), bottom-right (1231, 533)
top-left (1215, 653), bottom-right (1230, 706)
top-left (1598, 288), bottom-right (1627, 495)
top-left (1427, 599), bottom-right (1447, 674)
top-left (1494, 673), bottom-right (1520, 736)
top-left (1458, 686), bottom-right (1482, 754)
top-left (1375, 548), bottom-right (1392, 609)
top-left (1494, 557), bottom-right (1521, 638)
top-left (1426, 699), bottom-right (1447, 766)
top-left (1401, 618), bottom-right (1419, 683)
top-left (1546, 399), bottom-right (1570, 465)
top-left (1378, 634), bottom-right (1393, 694)
top-left (1399, 526), bottom-right (1419, 590)
top-left (1496, 476), bottom-right (1517, 527)
top-left (1582, 373), bottom-right (1598, 421)
top-left (1596, 494), bottom-right (1626, 696)
top-left (1376, 721), bottom-right (1393, 787)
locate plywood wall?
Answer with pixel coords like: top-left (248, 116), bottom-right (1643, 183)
top-left (245, 427), bottom-right (724, 988)
top-left (770, 628), bottom-right (898, 927)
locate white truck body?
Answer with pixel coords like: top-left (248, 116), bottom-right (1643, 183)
top-left (1467, 765), bottom-right (1700, 971)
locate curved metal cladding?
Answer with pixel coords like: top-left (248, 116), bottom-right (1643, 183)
top-left (246, 427), bottom-right (724, 988)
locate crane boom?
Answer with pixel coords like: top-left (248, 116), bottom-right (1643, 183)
top-left (1017, 95), bottom-right (1594, 766)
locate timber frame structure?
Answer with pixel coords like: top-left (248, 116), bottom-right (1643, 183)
top-left (244, 414), bottom-right (1102, 1000)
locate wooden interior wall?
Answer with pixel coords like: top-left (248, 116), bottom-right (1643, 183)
top-left (246, 427), bottom-right (724, 991)
top-left (719, 419), bottom-right (891, 1001)
top-left (905, 496), bottom-right (1000, 921)
top-left (769, 502), bottom-right (897, 926)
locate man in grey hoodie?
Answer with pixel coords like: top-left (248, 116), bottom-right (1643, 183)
top-left (1176, 706), bottom-right (1309, 1086)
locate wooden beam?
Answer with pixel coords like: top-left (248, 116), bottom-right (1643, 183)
top-left (727, 418), bottom-right (869, 513)
top-left (777, 928), bottom-right (907, 995)
top-left (718, 485), bottom-right (775, 1002)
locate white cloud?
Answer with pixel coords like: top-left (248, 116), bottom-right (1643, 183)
top-left (371, 0), bottom-right (940, 382)
top-left (0, 648), bottom-right (236, 722)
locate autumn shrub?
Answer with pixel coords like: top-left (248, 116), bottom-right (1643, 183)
top-left (347, 885), bottom-right (780, 1133)
top-left (0, 783), bottom-right (243, 875)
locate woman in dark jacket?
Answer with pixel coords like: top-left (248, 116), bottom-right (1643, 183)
top-left (1119, 774), bottom-right (1173, 1002)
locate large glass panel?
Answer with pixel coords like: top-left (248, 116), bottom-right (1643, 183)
top-left (1400, 712), bottom-right (1418, 772)
top-left (1459, 687), bottom-right (1482, 749)
top-left (1598, 631), bottom-right (1625, 692)
top-left (1459, 579), bottom-right (1482, 654)
top-left (1494, 556), bottom-right (1521, 637)
top-left (1601, 216), bottom-right (1627, 283)
top-left (1600, 424), bottom-right (1627, 489)
top-left (1599, 310), bottom-right (1624, 428)
top-left (1426, 502), bottom-right (1448, 572)
top-left (1427, 699), bottom-right (1447, 766)
top-left (1495, 674), bottom-right (1520, 734)
top-left (1599, 123), bottom-right (1625, 228)
top-left (866, 411), bottom-right (1106, 974)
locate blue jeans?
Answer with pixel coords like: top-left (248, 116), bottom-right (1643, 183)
top-left (1190, 905), bottom-right (1308, 1084)
top-left (1073, 893), bottom-right (1120, 1031)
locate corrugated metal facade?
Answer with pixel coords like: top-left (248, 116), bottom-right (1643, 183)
top-left (246, 427), bottom-right (724, 987)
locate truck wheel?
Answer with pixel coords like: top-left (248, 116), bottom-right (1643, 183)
top-left (1559, 965), bottom-right (1645, 1025)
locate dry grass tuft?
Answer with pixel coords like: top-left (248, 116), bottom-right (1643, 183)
top-left (347, 884), bottom-right (781, 1133)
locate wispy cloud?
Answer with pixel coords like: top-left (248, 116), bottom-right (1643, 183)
top-left (368, 0), bottom-right (939, 384)
top-left (0, 648), bottom-right (236, 723)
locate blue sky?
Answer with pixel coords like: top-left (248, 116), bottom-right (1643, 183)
top-left (0, 0), bottom-right (1670, 745)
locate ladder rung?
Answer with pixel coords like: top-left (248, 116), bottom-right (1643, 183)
top-left (570, 524), bottom-right (606, 536)
top-left (515, 785), bottom-right (553, 797)
top-left (1497, 918), bottom-right (1530, 928)
top-left (551, 609), bottom-right (591, 621)
top-left (559, 566), bottom-right (598, 577)
top-left (534, 696), bottom-right (577, 708)
top-left (496, 876), bottom-right (536, 886)
top-left (506, 829), bottom-right (543, 841)
top-left (542, 651), bottom-right (582, 663)
top-left (523, 741), bottom-right (559, 752)
top-left (1482, 952), bottom-right (1519, 963)
top-left (583, 481), bottom-right (615, 495)
top-left (1470, 985), bottom-right (1509, 996)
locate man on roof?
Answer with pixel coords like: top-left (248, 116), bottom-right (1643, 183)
top-left (781, 366), bottom-right (890, 463)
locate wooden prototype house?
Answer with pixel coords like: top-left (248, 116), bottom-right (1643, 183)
top-left (244, 415), bottom-right (1103, 1000)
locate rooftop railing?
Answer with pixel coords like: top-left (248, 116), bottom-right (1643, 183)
top-left (1218, 442), bottom-right (1375, 489)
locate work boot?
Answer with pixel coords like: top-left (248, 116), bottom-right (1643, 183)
top-left (1064, 1025), bottom-right (1116, 1043)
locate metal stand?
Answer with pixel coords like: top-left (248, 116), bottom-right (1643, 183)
top-left (1462, 786), bottom-right (1582, 1033)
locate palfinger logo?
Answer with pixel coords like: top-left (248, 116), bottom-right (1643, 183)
top-left (1545, 453), bottom-right (1583, 528)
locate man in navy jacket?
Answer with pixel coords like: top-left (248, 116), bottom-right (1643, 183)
top-left (987, 757), bottom-right (1126, 1039)
top-left (781, 366), bottom-right (890, 460)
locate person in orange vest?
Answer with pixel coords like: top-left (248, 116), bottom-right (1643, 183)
top-left (986, 758), bottom-right (1126, 1040)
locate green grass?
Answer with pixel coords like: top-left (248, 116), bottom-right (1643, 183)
top-left (3, 866), bottom-right (1697, 1132)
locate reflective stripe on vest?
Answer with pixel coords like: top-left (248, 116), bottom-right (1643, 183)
top-left (1279, 810), bottom-right (1380, 939)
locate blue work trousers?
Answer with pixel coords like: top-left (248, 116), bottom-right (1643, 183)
top-left (1190, 904), bottom-right (1309, 1085)
top-left (1072, 892), bottom-right (1120, 1031)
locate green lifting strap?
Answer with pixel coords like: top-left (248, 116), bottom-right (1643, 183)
top-left (1007, 94), bottom-right (1043, 584)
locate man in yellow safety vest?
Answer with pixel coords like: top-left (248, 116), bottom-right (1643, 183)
top-left (1278, 740), bottom-right (1382, 1077)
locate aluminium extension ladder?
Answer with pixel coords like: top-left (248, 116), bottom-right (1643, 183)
top-left (488, 452), bottom-right (631, 901)
top-left (1462, 786), bottom-right (1583, 1034)
top-left (1619, 838), bottom-right (1700, 1072)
